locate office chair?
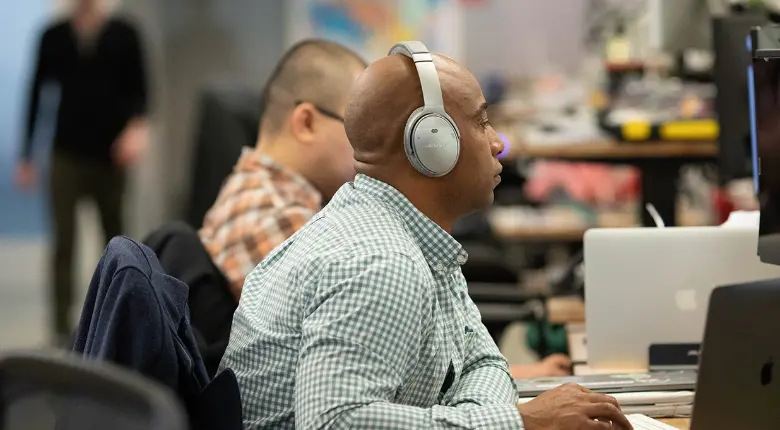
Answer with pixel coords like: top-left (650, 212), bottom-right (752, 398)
top-left (549, 249), bottom-right (584, 297)
top-left (453, 213), bottom-right (545, 346)
top-left (0, 350), bottom-right (187, 430)
top-left (186, 82), bottom-right (263, 227)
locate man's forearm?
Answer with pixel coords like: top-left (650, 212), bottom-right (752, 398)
top-left (22, 81), bottom-right (40, 161)
top-left (450, 359), bottom-right (518, 407)
top-left (301, 401), bottom-right (523, 430)
top-left (451, 298), bottom-right (519, 408)
top-left (298, 354), bottom-right (523, 429)
top-left (23, 64), bottom-right (45, 161)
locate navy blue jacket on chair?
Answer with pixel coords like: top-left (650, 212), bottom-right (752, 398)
top-left (74, 236), bottom-right (242, 430)
top-left (142, 221), bottom-right (236, 378)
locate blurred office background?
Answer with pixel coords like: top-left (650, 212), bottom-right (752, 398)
top-left (0, 0), bottom-right (769, 361)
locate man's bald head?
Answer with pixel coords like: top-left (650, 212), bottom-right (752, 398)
top-left (260, 39), bottom-right (367, 137)
top-left (345, 53), bottom-right (482, 163)
top-left (345, 49), bottom-right (505, 227)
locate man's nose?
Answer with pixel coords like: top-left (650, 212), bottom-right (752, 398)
top-left (490, 130), bottom-right (505, 157)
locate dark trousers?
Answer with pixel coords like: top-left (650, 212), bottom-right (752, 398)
top-left (50, 151), bottom-right (126, 337)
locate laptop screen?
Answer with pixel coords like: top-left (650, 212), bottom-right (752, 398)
top-left (753, 35), bottom-right (780, 265)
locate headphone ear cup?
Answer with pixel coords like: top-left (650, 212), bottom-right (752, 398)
top-left (407, 113), bottom-right (460, 177)
top-left (404, 107), bottom-right (429, 175)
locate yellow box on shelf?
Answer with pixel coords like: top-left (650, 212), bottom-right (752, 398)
top-left (617, 119), bottom-right (718, 142)
top-left (659, 119), bottom-right (718, 141)
top-left (621, 122), bottom-right (652, 141)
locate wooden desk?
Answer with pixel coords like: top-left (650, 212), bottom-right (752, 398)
top-left (493, 226), bottom-right (591, 242)
top-left (660, 418), bottom-right (689, 429)
top-left (547, 296), bottom-right (585, 324)
top-left (514, 140), bottom-right (717, 161)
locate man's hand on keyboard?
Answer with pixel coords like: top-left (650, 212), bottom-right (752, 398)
top-left (517, 383), bottom-right (633, 430)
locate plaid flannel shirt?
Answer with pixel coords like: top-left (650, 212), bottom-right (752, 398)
top-left (221, 174), bottom-right (522, 429)
top-left (199, 148), bottom-right (321, 299)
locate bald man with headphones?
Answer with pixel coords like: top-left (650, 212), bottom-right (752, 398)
top-left (221, 42), bottom-right (631, 430)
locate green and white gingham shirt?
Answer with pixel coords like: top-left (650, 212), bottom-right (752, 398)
top-left (221, 173), bottom-right (522, 429)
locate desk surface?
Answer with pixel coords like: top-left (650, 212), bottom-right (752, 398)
top-left (505, 140), bottom-right (717, 161)
top-left (494, 226), bottom-right (593, 242)
top-left (660, 418), bottom-right (689, 429)
top-left (490, 217), bottom-right (705, 243)
top-left (547, 296), bottom-right (586, 324)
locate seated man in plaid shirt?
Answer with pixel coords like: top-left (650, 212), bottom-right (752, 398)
top-left (199, 39), bottom-right (367, 300)
top-left (220, 45), bottom-right (631, 429)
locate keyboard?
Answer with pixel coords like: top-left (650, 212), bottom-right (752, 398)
top-left (626, 414), bottom-right (680, 429)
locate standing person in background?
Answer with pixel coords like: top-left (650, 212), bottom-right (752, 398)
top-left (16, 0), bottom-right (148, 344)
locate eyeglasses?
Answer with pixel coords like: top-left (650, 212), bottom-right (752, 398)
top-left (295, 101), bottom-right (344, 123)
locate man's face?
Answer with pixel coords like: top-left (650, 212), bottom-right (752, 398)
top-left (309, 65), bottom-right (365, 198)
top-left (444, 69), bottom-right (505, 212)
top-left (312, 105), bottom-right (355, 198)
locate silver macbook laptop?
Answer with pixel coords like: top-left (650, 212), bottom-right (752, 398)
top-left (515, 370), bottom-right (696, 397)
top-left (584, 227), bottom-right (780, 371)
top-left (689, 279), bottom-right (780, 429)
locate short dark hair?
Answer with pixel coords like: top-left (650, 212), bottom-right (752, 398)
top-left (260, 39), bottom-right (367, 137)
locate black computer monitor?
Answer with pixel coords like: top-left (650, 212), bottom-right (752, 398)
top-left (751, 25), bottom-right (780, 265)
top-left (713, 14), bottom-right (766, 185)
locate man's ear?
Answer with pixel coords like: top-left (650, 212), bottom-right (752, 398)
top-left (289, 103), bottom-right (317, 144)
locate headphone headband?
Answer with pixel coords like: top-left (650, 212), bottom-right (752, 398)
top-left (388, 41), bottom-right (444, 109)
top-left (388, 41), bottom-right (460, 178)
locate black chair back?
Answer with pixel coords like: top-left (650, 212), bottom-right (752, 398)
top-left (186, 83), bottom-right (263, 227)
top-left (0, 351), bottom-right (187, 430)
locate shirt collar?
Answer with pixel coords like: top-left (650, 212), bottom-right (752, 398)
top-left (235, 147), bottom-right (322, 208)
top-left (352, 174), bottom-right (468, 274)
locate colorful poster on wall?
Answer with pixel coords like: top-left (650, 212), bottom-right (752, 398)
top-left (285, 0), bottom-right (463, 61)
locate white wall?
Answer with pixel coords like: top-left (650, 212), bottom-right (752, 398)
top-left (0, 0), bottom-right (52, 238)
top-left (117, 0), bottom-right (167, 238)
top-left (0, 0), bottom-right (50, 160)
top-left (464, 0), bottom-right (588, 79)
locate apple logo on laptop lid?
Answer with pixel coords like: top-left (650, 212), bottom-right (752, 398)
top-left (761, 356), bottom-right (774, 387)
top-left (675, 289), bottom-right (698, 311)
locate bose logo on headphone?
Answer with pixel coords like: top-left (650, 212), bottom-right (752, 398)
top-left (424, 141), bottom-right (446, 148)
top-left (388, 41), bottom-right (461, 177)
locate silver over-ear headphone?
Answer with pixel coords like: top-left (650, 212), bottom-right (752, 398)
top-left (388, 41), bottom-right (460, 177)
